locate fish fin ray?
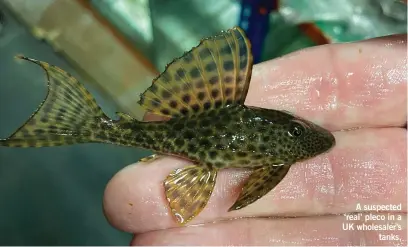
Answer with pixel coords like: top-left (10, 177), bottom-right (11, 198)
top-left (228, 165), bottom-right (291, 211)
top-left (0, 56), bottom-right (109, 147)
top-left (164, 165), bottom-right (217, 224)
top-left (138, 26), bottom-right (252, 117)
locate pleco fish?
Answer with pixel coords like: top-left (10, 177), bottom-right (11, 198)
top-left (0, 27), bottom-right (335, 225)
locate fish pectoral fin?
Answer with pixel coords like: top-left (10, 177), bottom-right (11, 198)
top-left (164, 165), bottom-right (217, 225)
top-left (228, 165), bottom-right (291, 211)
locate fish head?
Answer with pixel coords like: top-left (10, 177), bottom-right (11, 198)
top-left (249, 107), bottom-right (335, 163)
top-left (283, 117), bottom-right (335, 161)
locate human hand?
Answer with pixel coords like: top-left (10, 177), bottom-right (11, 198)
top-left (103, 34), bottom-right (407, 245)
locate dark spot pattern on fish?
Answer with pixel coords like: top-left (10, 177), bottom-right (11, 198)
top-left (0, 28), bottom-right (335, 226)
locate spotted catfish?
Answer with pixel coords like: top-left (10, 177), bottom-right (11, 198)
top-left (0, 27), bottom-right (335, 224)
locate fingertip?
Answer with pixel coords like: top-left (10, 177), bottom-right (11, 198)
top-left (103, 164), bottom-right (139, 232)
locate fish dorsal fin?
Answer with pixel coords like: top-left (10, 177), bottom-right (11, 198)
top-left (138, 26), bottom-right (253, 118)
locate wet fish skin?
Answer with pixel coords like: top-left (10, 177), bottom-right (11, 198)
top-left (0, 27), bottom-right (336, 225)
top-left (113, 104), bottom-right (335, 170)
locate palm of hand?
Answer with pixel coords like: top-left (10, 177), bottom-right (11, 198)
top-left (103, 35), bottom-right (407, 246)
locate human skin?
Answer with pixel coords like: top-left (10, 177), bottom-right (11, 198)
top-left (103, 34), bottom-right (407, 245)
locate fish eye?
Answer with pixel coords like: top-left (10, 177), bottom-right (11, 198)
top-left (288, 122), bottom-right (305, 137)
top-left (292, 126), bottom-right (303, 137)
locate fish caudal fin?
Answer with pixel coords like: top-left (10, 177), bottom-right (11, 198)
top-left (0, 56), bottom-right (109, 148)
top-left (164, 165), bottom-right (217, 224)
top-left (228, 165), bottom-right (291, 211)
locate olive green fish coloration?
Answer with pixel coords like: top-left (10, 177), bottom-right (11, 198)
top-left (0, 27), bottom-right (335, 225)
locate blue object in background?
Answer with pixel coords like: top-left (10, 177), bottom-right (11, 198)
top-left (238, 0), bottom-right (278, 63)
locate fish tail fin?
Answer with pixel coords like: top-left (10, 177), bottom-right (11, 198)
top-left (0, 56), bottom-right (116, 148)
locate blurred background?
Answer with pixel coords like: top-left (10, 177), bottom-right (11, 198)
top-left (0, 0), bottom-right (406, 245)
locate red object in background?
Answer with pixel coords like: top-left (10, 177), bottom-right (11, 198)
top-left (298, 23), bottom-right (330, 45)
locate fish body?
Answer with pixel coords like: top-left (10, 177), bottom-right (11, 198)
top-left (110, 104), bottom-right (334, 170)
top-left (0, 27), bottom-right (335, 224)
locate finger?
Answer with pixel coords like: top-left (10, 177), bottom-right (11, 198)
top-left (244, 34), bottom-right (407, 130)
top-left (105, 35), bottom-right (407, 233)
top-left (132, 214), bottom-right (407, 246)
top-left (144, 34), bottom-right (407, 129)
top-left (103, 128), bottom-right (406, 233)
